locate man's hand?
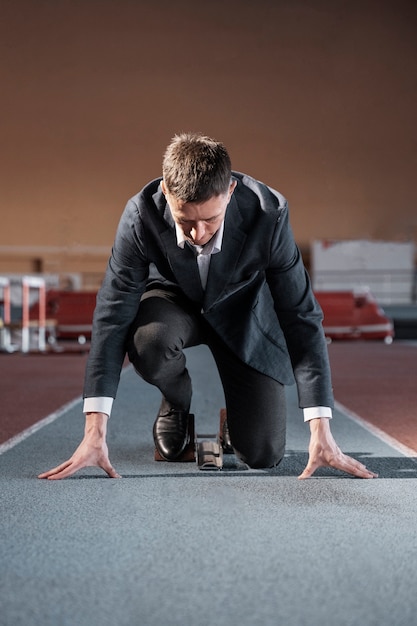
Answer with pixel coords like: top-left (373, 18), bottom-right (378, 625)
top-left (298, 417), bottom-right (378, 480)
top-left (38, 412), bottom-right (121, 480)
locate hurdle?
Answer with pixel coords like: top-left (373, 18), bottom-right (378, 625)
top-left (21, 276), bottom-right (48, 353)
top-left (0, 277), bottom-right (16, 352)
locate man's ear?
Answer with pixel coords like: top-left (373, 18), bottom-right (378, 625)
top-left (161, 180), bottom-right (168, 195)
top-left (228, 179), bottom-right (237, 198)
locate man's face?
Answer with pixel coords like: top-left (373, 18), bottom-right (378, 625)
top-left (162, 181), bottom-right (236, 246)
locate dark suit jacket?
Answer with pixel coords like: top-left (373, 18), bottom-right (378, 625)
top-left (84, 172), bottom-right (334, 409)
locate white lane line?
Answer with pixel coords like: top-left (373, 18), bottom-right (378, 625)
top-left (0, 364), bottom-right (133, 456)
top-left (335, 400), bottom-right (417, 458)
top-left (0, 396), bottom-right (82, 455)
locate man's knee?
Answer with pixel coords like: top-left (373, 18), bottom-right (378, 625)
top-left (128, 322), bottom-right (181, 381)
top-left (233, 441), bottom-right (285, 469)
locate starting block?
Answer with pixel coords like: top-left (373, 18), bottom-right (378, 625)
top-left (154, 408), bottom-right (245, 471)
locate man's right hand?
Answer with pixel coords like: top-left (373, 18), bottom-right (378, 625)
top-left (37, 412), bottom-right (121, 480)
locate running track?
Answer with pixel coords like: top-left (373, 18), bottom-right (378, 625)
top-left (1, 341), bottom-right (416, 453)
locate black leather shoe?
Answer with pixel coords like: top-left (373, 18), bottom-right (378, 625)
top-left (153, 401), bottom-right (190, 461)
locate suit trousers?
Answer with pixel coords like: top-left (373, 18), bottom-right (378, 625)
top-left (127, 288), bottom-right (286, 468)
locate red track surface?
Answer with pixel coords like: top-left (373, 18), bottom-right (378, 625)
top-left (0, 352), bottom-right (88, 444)
top-left (328, 341), bottom-right (417, 453)
top-left (1, 341), bottom-right (416, 452)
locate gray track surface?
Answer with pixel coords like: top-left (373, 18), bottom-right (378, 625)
top-left (1, 346), bottom-right (417, 626)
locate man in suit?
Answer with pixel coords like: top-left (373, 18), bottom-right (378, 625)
top-left (39, 133), bottom-right (376, 480)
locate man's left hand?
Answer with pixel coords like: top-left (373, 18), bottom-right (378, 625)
top-left (298, 417), bottom-right (378, 479)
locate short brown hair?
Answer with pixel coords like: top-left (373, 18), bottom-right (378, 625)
top-left (162, 132), bottom-right (232, 202)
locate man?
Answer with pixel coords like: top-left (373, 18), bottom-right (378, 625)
top-left (39, 133), bottom-right (377, 480)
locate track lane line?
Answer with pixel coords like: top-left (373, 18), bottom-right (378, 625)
top-left (0, 396), bottom-right (82, 455)
top-left (335, 400), bottom-right (417, 458)
top-left (0, 364), bottom-right (133, 456)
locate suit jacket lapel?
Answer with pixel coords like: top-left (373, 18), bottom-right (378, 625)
top-left (153, 189), bottom-right (205, 303)
top-left (160, 230), bottom-right (205, 302)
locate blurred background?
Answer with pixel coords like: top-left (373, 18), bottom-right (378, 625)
top-left (0, 0), bottom-right (416, 296)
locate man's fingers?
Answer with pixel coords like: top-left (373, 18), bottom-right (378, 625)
top-left (298, 460), bottom-right (319, 480)
top-left (103, 464), bottom-right (122, 479)
top-left (332, 454), bottom-right (378, 479)
top-left (38, 461), bottom-right (73, 479)
top-left (38, 459), bottom-right (121, 480)
top-left (298, 453), bottom-right (378, 480)
top-left (38, 460), bottom-right (82, 480)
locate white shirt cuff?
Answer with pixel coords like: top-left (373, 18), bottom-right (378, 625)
top-left (83, 397), bottom-right (114, 417)
top-left (303, 406), bottom-right (333, 422)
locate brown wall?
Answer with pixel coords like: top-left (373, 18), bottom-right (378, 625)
top-left (1, 0), bottom-right (416, 282)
